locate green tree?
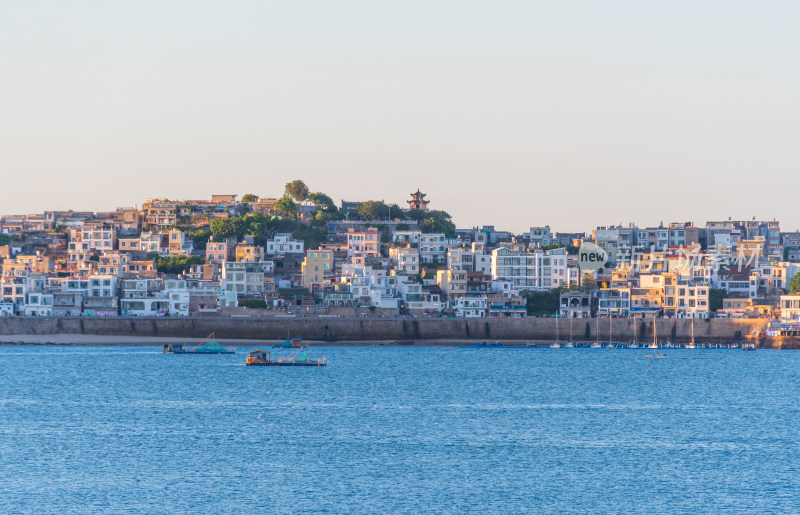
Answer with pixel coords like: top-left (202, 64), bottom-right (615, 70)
top-left (308, 192), bottom-right (336, 212)
top-left (210, 217), bottom-right (245, 240)
top-left (241, 193), bottom-right (259, 203)
top-left (407, 209), bottom-right (456, 237)
top-left (356, 200), bottom-right (392, 221)
top-left (789, 272), bottom-right (800, 294)
top-left (521, 287), bottom-right (565, 317)
top-left (188, 229), bottom-right (212, 251)
top-left (284, 180), bottom-right (309, 202)
top-left (275, 196), bottom-right (298, 217)
top-left (709, 288), bottom-right (725, 312)
top-left (154, 255), bottom-right (205, 275)
top-left (581, 274), bottom-right (595, 292)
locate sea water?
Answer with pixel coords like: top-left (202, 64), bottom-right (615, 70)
top-left (1, 345), bottom-right (798, 513)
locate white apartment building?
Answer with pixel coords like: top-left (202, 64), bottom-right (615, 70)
top-left (390, 247), bottom-right (420, 275)
top-left (266, 233), bottom-right (305, 255)
top-left (490, 246), bottom-right (568, 290)
top-left (455, 296), bottom-right (487, 318)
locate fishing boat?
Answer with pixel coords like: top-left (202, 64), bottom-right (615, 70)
top-left (163, 333), bottom-right (235, 354)
top-left (245, 345), bottom-right (326, 366)
top-left (274, 337), bottom-right (302, 348)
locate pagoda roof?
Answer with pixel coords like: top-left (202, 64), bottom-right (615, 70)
top-left (410, 190), bottom-right (426, 197)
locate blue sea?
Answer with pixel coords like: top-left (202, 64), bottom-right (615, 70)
top-left (1, 345), bottom-right (799, 514)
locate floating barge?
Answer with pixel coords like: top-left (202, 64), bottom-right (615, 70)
top-left (164, 333), bottom-right (235, 354)
top-left (246, 345), bottom-right (326, 366)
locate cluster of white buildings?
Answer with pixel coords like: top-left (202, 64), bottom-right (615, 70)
top-left (3, 196), bottom-right (800, 321)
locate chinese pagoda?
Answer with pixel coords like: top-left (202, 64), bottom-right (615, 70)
top-left (407, 189), bottom-right (430, 211)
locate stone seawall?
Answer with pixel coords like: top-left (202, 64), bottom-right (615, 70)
top-left (0, 316), bottom-right (770, 344)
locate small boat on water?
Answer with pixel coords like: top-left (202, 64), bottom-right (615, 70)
top-left (163, 333), bottom-right (234, 354)
top-left (564, 341), bottom-right (576, 348)
top-left (459, 341), bottom-right (505, 348)
top-left (742, 343), bottom-right (757, 351)
top-left (246, 345), bottom-right (326, 366)
top-left (628, 342), bottom-right (639, 349)
top-left (274, 337), bottom-right (302, 348)
top-left (550, 343), bottom-right (561, 349)
top-left (590, 342), bottom-right (602, 349)
top-left (645, 352), bottom-right (666, 359)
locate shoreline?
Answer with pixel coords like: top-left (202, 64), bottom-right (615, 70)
top-left (0, 334), bottom-right (781, 348)
top-left (0, 334), bottom-right (538, 347)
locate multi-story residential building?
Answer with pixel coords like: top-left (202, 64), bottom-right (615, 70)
top-left (454, 296), bottom-right (487, 318)
top-left (487, 295), bottom-right (526, 318)
top-left (346, 228), bottom-right (379, 258)
top-left (389, 246), bottom-right (419, 275)
top-left (301, 249), bottom-right (334, 290)
top-left (595, 287), bottom-right (631, 317)
top-left (392, 230), bottom-right (421, 245)
top-left (419, 233), bottom-right (448, 264)
top-left (780, 293), bottom-right (800, 321)
top-left (95, 253), bottom-right (130, 277)
top-left (168, 229), bottom-right (193, 255)
top-left (671, 279), bottom-right (710, 318)
top-left (80, 223), bottom-right (116, 252)
top-left (559, 291), bottom-right (595, 318)
top-left (23, 292), bottom-right (53, 317)
top-left (266, 233), bottom-right (305, 255)
top-left (640, 226), bottom-right (669, 251)
top-left (164, 279), bottom-right (190, 316)
top-left (490, 246), bottom-right (568, 290)
top-left (668, 222), bottom-right (700, 247)
top-left (142, 199), bottom-right (177, 229)
top-left (221, 261), bottom-right (265, 297)
top-left (397, 279), bottom-right (442, 312)
top-left (206, 237), bottom-right (235, 263)
top-left (235, 244), bottom-right (265, 263)
top-left (448, 247), bottom-right (475, 272)
top-left (529, 226), bottom-right (553, 247)
top-left (138, 232), bottom-right (165, 255)
top-left (436, 269), bottom-right (468, 301)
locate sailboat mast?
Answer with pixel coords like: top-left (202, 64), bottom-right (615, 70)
top-left (653, 318), bottom-right (657, 346)
top-left (556, 313), bottom-right (559, 344)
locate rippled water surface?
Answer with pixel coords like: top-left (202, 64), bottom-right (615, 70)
top-left (1, 345), bottom-right (799, 513)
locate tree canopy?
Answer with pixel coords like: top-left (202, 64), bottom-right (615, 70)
top-left (241, 193), bottom-right (259, 203)
top-left (356, 201), bottom-right (393, 221)
top-left (789, 273), bottom-right (800, 294)
top-left (275, 196), bottom-right (298, 217)
top-left (406, 209), bottom-right (456, 237)
top-left (148, 254), bottom-right (205, 275)
top-left (284, 180), bottom-right (309, 202)
top-left (308, 192), bottom-right (337, 212)
top-left (208, 212), bottom-right (326, 249)
top-left (521, 287), bottom-right (565, 317)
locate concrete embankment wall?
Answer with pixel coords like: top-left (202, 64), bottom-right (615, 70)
top-left (0, 316), bottom-right (771, 344)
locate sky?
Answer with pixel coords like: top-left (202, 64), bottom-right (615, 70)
top-left (1, 1), bottom-right (799, 233)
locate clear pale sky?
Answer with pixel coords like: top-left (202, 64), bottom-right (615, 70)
top-left (1, 1), bottom-right (798, 233)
